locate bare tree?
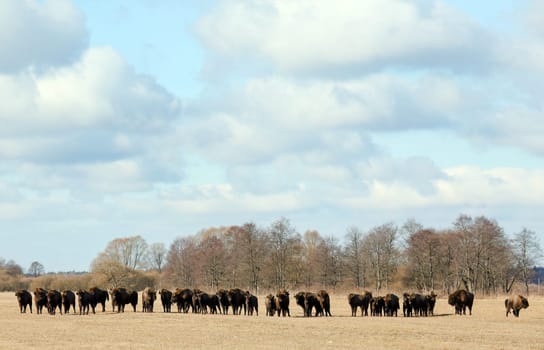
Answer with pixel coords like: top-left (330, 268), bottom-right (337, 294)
top-left (344, 227), bottom-right (366, 289)
top-left (405, 229), bottom-right (440, 291)
top-left (452, 215), bottom-right (511, 294)
top-left (28, 261), bottom-right (45, 277)
top-left (268, 217), bottom-right (298, 289)
top-left (98, 236), bottom-right (149, 271)
top-left (198, 234), bottom-right (226, 290)
top-left (90, 255), bottom-right (132, 287)
top-left (301, 230), bottom-right (322, 288)
top-left (512, 228), bottom-right (542, 294)
top-left (364, 222), bottom-right (399, 291)
top-left (90, 235), bottom-right (150, 288)
top-left (147, 242), bottom-right (167, 273)
top-left (236, 222), bottom-right (267, 293)
top-left (317, 236), bottom-right (343, 290)
top-left (1, 259), bottom-right (23, 276)
top-left (164, 237), bottom-right (197, 287)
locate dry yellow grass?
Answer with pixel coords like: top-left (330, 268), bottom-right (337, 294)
top-left (1, 292), bottom-right (543, 349)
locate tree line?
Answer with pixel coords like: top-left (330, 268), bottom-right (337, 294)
top-left (1, 215), bottom-right (541, 295)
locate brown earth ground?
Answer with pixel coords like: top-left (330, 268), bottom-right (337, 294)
top-left (1, 291), bottom-right (543, 349)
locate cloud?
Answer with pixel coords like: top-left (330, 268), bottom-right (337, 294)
top-left (0, 0), bottom-right (88, 72)
top-left (196, 0), bottom-right (492, 76)
top-left (358, 156), bottom-right (447, 195)
top-left (0, 47), bottom-right (181, 160)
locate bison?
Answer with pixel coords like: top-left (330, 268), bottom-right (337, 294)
top-left (142, 287), bottom-right (157, 313)
top-left (159, 289), bottom-right (172, 312)
top-left (89, 287), bottom-right (109, 312)
top-left (402, 293), bottom-right (412, 317)
top-left (61, 290), bottom-right (76, 314)
top-left (295, 292), bottom-right (322, 317)
top-left (194, 290), bottom-right (220, 314)
top-left (265, 294), bottom-right (276, 316)
top-left (228, 288), bottom-right (247, 315)
top-left (448, 289), bottom-right (474, 316)
top-left (217, 289), bottom-right (230, 315)
top-left (15, 290), bottom-right (32, 314)
top-left (409, 293), bottom-right (428, 317)
top-left (111, 287), bottom-right (138, 312)
top-left (76, 289), bottom-right (95, 315)
top-left (370, 296), bottom-right (385, 316)
top-left (246, 291), bottom-right (258, 316)
top-left (426, 292), bottom-right (437, 316)
top-left (317, 290), bottom-right (331, 317)
top-left (172, 288), bottom-right (193, 313)
top-left (47, 290), bottom-right (63, 315)
top-left (384, 294), bottom-right (400, 317)
top-left (505, 295), bottom-right (529, 318)
top-left (276, 289), bottom-right (290, 317)
top-left (208, 293), bottom-right (222, 314)
top-left (348, 291), bottom-right (372, 317)
top-left (34, 288), bottom-right (48, 314)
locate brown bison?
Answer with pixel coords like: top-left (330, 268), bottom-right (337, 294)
top-left (505, 295), bottom-right (529, 317)
top-left (34, 288), bottom-right (48, 314)
top-left (142, 287), bottom-right (157, 312)
top-left (448, 289), bottom-right (474, 315)
top-left (76, 289), bottom-right (95, 315)
top-left (15, 290), bottom-right (32, 313)
top-left (370, 296), bottom-right (385, 316)
top-left (348, 291), bottom-right (372, 317)
top-left (245, 291), bottom-right (258, 316)
top-left (384, 294), bottom-right (400, 317)
top-left (402, 293), bottom-right (412, 317)
top-left (317, 290), bottom-right (332, 317)
top-left (111, 287), bottom-right (138, 312)
top-left (89, 287), bottom-right (109, 312)
top-left (47, 289), bottom-right (63, 315)
top-left (208, 293), bottom-right (222, 314)
top-left (265, 294), bottom-right (276, 316)
top-left (228, 288), bottom-right (247, 315)
top-left (61, 290), bottom-right (76, 314)
top-left (172, 288), bottom-right (193, 313)
top-left (194, 290), bottom-right (220, 314)
top-left (275, 289), bottom-right (290, 317)
top-left (295, 291), bottom-right (322, 317)
top-left (159, 289), bottom-right (172, 312)
top-left (217, 289), bottom-right (230, 315)
top-left (426, 292), bottom-right (437, 316)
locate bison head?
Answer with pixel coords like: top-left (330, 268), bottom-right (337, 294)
top-left (520, 296), bottom-right (529, 309)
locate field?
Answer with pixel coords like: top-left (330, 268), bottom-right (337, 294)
top-left (1, 292), bottom-right (543, 349)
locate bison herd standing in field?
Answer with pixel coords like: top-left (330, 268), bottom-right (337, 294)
top-left (14, 287), bottom-right (530, 318)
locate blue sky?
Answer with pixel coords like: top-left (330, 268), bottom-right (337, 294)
top-left (1, 0), bottom-right (543, 272)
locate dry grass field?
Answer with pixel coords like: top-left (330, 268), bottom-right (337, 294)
top-left (1, 291), bottom-right (543, 349)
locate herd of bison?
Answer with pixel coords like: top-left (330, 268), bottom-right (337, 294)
top-left (13, 287), bottom-right (530, 319)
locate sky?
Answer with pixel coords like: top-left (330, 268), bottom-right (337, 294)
top-left (1, 0), bottom-right (543, 272)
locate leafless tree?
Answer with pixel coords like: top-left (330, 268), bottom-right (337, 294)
top-left (364, 222), bottom-right (399, 291)
top-left (97, 236), bottom-right (149, 271)
top-left (512, 228), bottom-right (542, 294)
top-left (164, 237), bottom-right (197, 287)
top-left (198, 233), bottom-right (226, 290)
top-left (344, 227), bottom-right (366, 289)
top-left (405, 229), bottom-right (441, 291)
top-left (147, 242), bottom-right (167, 273)
top-left (268, 217), bottom-right (298, 289)
top-left (236, 222), bottom-right (267, 293)
top-left (28, 261), bottom-right (45, 277)
top-left (452, 215), bottom-right (511, 294)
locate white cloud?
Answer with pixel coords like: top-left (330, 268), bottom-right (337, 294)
top-left (196, 0), bottom-right (491, 75)
top-left (0, 47), bottom-right (181, 160)
top-left (0, 0), bottom-right (88, 72)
